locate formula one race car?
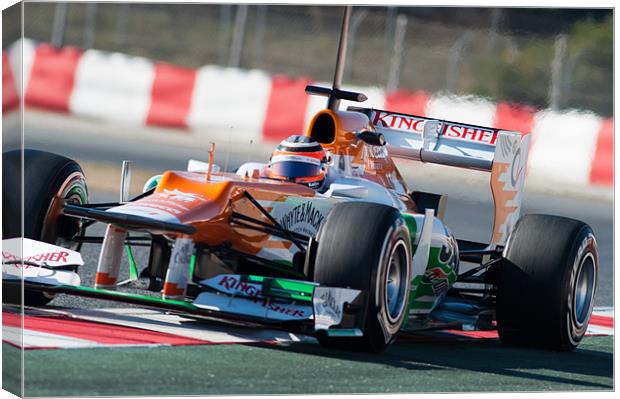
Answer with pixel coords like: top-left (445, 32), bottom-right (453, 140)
top-left (2, 8), bottom-right (597, 353)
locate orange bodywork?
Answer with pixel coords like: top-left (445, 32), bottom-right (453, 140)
top-left (306, 109), bottom-right (372, 153)
top-left (128, 170), bottom-right (316, 256)
top-left (306, 109), bottom-right (416, 211)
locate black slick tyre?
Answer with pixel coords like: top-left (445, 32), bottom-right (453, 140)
top-left (497, 214), bottom-right (598, 351)
top-left (2, 149), bottom-right (88, 306)
top-left (313, 202), bottom-right (412, 353)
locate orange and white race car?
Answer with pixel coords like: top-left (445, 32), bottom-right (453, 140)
top-left (2, 7), bottom-right (598, 353)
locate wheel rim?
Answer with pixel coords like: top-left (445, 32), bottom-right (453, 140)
top-left (384, 240), bottom-right (409, 322)
top-left (573, 253), bottom-right (595, 327)
top-left (41, 171), bottom-right (88, 249)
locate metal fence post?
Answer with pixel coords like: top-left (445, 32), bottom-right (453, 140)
top-left (114, 3), bottom-right (130, 48)
top-left (384, 6), bottom-right (397, 60)
top-left (218, 4), bottom-right (232, 65)
top-left (51, 2), bottom-right (68, 48)
top-left (561, 48), bottom-right (584, 109)
top-left (343, 9), bottom-right (367, 82)
top-left (386, 14), bottom-right (407, 93)
top-left (228, 4), bottom-right (248, 68)
top-left (253, 5), bottom-right (268, 65)
top-left (487, 8), bottom-right (502, 54)
top-left (446, 30), bottom-right (474, 93)
top-left (549, 34), bottom-right (567, 110)
top-left (83, 3), bottom-right (97, 49)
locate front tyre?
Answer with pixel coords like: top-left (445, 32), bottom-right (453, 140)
top-left (2, 149), bottom-right (88, 306)
top-left (313, 202), bottom-right (412, 353)
top-left (497, 214), bottom-right (598, 351)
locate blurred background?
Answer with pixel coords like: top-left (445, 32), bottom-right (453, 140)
top-left (4, 3), bottom-right (612, 115)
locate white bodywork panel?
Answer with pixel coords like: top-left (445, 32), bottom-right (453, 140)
top-left (2, 238), bottom-right (83, 267)
top-left (321, 175), bottom-right (402, 209)
top-left (313, 287), bottom-right (362, 331)
top-left (411, 208), bottom-right (435, 279)
top-left (193, 291), bottom-right (312, 321)
top-left (236, 162), bottom-right (267, 177)
top-left (187, 159), bottom-right (221, 173)
top-left (2, 238), bottom-right (82, 286)
top-left (365, 108), bottom-right (530, 247)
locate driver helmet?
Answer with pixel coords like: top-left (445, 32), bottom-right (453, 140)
top-left (267, 135), bottom-right (328, 190)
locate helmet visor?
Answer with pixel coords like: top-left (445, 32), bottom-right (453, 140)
top-left (269, 161), bottom-right (321, 180)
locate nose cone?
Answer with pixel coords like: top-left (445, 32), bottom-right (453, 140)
top-left (111, 188), bottom-right (212, 225)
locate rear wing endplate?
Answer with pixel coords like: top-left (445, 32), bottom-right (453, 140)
top-left (351, 107), bottom-right (530, 248)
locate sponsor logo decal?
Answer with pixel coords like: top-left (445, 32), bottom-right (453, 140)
top-left (3, 250), bottom-right (69, 265)
top-left (172, 239), bottom-right (193, 265)
top-left (216, 275), bottom-right (306, 317)
top-left (510, 147), bottom-right (524, 187)
top-left (278, 201), bottom-right (326, 235)
top-left (175, 171), bottom-right (208, 183)
top-left (316, 289), bottom-right (341, 322)
top-left (373, 111), bottom-right (426, 132)
top-left (438, 237), bottom-right (458, 271)
top-left (271, 154), bottom-right (321, 165)
top-left (424, 266), bottom-right (450, 296)
top-left (372, 111), bottom-right (498, 145)
top-left (312, 287), bottom-right (361, 330)
top-left (161, 189), bottom-right (206, 203)
top-left (443, 124), bottom-right (498, 145)
top-left (163, 238), bottom-right (194, 299)
top-left (121, 189), bottom-right (207, 218)
top-left (422, 237), bottom-right (458, 296)
top-left (256, 298), bottom-right (306, 317)
top-left (218, 275), bottom-right (262, 297)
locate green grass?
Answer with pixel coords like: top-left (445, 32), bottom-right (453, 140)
top-left (2, 343), bottom-right (21, 397)
top-left (2, 336), bottom-right (612, 396)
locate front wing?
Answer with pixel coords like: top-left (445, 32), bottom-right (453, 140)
top-left (2, 274), bottom-right (366, 338)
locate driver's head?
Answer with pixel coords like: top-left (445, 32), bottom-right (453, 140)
top-left (267, 135), bottom-right (327, 190)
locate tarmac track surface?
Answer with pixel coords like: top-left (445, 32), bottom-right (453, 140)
top-left (2, 336), bottom-right (613, 396)
top-left (1, 112), bottom-right (614, 395)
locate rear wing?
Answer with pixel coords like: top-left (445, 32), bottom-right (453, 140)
top-left (351, 107), bottom-right (530, 248)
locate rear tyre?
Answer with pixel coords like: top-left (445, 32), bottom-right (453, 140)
top-left (497, 214), bottom-right (598, 351)
top-left (2, 149), bottom-right (88, 306)
top-left (313, 202), bottom-right (412, 353)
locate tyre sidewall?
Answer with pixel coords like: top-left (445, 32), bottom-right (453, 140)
top-left (22, 151), bottom-right (88, 244)
top-left (39, 169), bottom-right (88, 246)
top-left (499, 215), bottom-right (598, 351)
top-left (313, 202), bottom-right (412, 352)
top-left (370, 219), bottom-right (412, 346)
top-left (561, 228), bottom-right (597, 349)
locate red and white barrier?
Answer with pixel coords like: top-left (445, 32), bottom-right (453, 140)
top-left (2, 52), bottom-right (18, 111)
top-left (71, 50), bottom-right (155, 123)
top-left (3, 39), bottom-right (613, 187)
top-left (26, 43), bottom-right (81, 112)
top-left (187, 65), bottom-right (272, 142)
top-left (262, 75), bottom-right (312, 141)
top-left (146, 63), bottom-right (196, 128)
top-left (529, 110), bottom-right (604, 186)
top-left (590, 118), bottom-right (613, 185)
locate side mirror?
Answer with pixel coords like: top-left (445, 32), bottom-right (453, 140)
top-left (358, 130), bottom-right (386, 146)
top-left (422, 120), bottom-right (442, 151)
